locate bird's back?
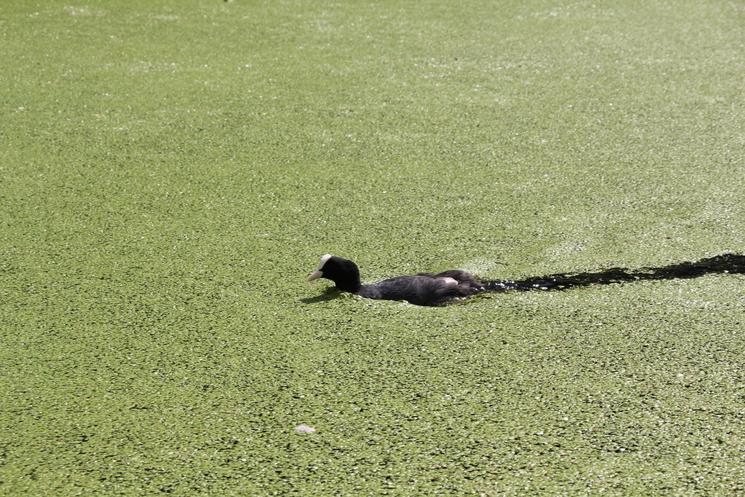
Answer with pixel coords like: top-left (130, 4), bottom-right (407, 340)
top-left (359, 273), bottom-right (481, 306)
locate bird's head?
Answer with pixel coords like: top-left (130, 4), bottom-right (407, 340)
top-left (307, 254), bottom-right (362, 293)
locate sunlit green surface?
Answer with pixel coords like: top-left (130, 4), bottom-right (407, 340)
top-left (2, 1), bottom-right (744, 495)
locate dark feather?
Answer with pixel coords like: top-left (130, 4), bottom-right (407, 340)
top-left (308, 255), bottom-right (483, 306)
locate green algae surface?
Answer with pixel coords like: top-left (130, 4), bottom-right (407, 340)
top-left (2, 1), bottom-right (745, 495)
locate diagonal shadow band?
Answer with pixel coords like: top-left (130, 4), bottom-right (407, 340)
top-left (483, 253), bottom-right (745, 293)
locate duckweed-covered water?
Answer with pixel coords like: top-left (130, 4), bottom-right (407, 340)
top-left (2, 1), bottom-right (744, 495)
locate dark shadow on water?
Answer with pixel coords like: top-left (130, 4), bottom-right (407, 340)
top-left (483, 253), bottom-right (745, 293)
top-left (300, 287), bottom-right (343, 304)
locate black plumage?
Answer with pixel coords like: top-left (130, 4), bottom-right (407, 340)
top-left (307, 254), bottom-right (485, 306)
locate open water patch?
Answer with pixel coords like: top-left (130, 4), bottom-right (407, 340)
top-left (483, 253), bottom-right (745, 293)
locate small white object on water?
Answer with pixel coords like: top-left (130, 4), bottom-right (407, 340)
top-left (295, 424), bottom-right (316, 434)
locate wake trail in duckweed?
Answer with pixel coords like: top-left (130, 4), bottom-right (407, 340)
top-left (481, 253), bottom-right (745, 293)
